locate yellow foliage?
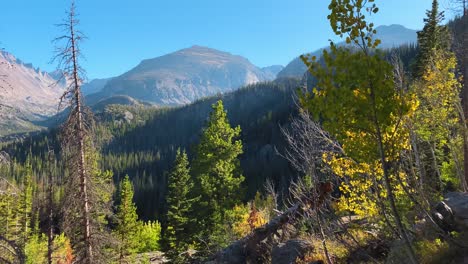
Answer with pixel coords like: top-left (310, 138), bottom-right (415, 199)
top-left (230, 203), bottom-right (268, 238)
top-left (325, 153), bottom-right (412, 221)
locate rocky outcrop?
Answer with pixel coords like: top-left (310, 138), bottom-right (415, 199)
top-left (0, 151), bottom-right (11, 165)
top-left (432, 192), bottom-right (468, 232)
top-left (271, 239), bottom-right (313, 264)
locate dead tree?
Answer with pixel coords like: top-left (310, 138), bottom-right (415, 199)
top-left (52, 1), bottom-right (112, 263)
top-left (280, 109), bottom-right (342, 264)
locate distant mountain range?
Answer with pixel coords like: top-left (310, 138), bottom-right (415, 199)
top-left (0, 46), bottom-right (282, 136)
top-left (277, 24), bottom-right (418, 79)
top-left (86, 46), bottom-right (282, 106)
top-left (0, 24), bottom-right (417, 137)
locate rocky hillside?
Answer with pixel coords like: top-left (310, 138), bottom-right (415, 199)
top-left (0, 51), bottom-right (65, 135)
top-left (88, 46), bottom-right (279, 105)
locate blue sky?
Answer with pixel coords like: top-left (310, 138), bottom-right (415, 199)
top-left (0, 0), bottom-right (458, 79)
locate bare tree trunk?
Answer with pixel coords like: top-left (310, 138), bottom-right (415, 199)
top-left (429, 142), bottom-right (442, 190)
top-left (47, 150), bottom-right (54, 264)
top-left (317, 211), bottom-right (333, 264)
top-left (410, 130), bottom-right (426, 189)
top-left (368, 77), bottom-right (417, 263)
top-left (54, 2), bottom-right (97, 261)
top-left (70, 19), bottom-right (93, 261)
top-left (375, 126), bottom-right (418, 264)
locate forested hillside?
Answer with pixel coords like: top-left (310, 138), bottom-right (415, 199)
top-left (1, 0), bottom-right (468, 263)
top-left (5, 78), bottom-right (300, 220)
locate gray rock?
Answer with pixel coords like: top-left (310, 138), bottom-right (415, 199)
top-left (271, 239), bottom-right (313, 264)
top-left (433, 192), bottom-right (468, 232)
top-left (0, 151), bottom-right (11, 165)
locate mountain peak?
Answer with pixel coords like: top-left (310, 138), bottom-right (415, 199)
top-left (188, 45), bottom-right (213, 50)
top-left (175, 45), bottom-right (237, 59)
top-left (94, 46), bottom-right (276, 106)
top-left (376, 24), bottom-right (415, 31)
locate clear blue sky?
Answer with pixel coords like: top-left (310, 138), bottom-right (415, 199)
top-left (0, 0), bottom-right (458, 79)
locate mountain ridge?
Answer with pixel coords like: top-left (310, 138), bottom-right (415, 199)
top-left (0, 50), bottom-right (66, 135)
top-left (277, 24), bottom-right (418, 78)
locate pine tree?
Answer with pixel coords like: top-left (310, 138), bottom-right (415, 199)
top-left (192, 100), bottom-right (244, 241)
top-left (414, 0), bottom-right (450, 78)
top-left (411, 0), bottom-right (466, 192)
top-left (0, 181), bottom-right (24, 262)
top-left (136, 220), bottom-right (161, 253)
top-left (16, 163), bottom-right (33, 248)
top-left (164, 149), bottom-right (196, 258)
top-left (114, 175), bottom-right (139, 262)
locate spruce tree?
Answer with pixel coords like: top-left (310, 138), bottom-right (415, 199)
top-left (192, 100), bottom-right (244, 240)
top-left (17, 164), bottom-right (33, 248)
top-left (414, 0), bottom-right (450, 78)
top-left (115, 175), bottom-right (139, 262)
top-left (164, 149), bottom-right (196, 258)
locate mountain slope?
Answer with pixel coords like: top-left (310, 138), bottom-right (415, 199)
top-left (261, 65), bottom-right (284, 79)
top-left (0, 51), bottom-right (65, 135)
top-left (89, 45), bottom-right (277, 105)
top-left (277, 24), bottom-right (418, 78)
top-left (81, 78), bottom-right (111, 95)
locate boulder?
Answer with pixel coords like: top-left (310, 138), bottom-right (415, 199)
top-left (271, 239), bottom-right (313, 264)
top-left (432, 192), bottom-right (468, 232)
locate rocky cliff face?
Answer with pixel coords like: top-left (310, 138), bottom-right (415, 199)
top-left (92, 46), bottom-right (276, 105)
top-left (0, 51), bottom-right (65, 135)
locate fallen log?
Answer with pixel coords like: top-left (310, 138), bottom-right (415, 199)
top-left (209, 182), bottom-right (333, 263)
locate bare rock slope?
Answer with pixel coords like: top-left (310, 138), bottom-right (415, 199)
top-left (0, 51), bottom-right (65, 135)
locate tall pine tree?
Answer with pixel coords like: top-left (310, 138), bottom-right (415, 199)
top-left (115, 175), bottom-right (139, 262)
top-left (16, 163), bottom-right (33, 248)
top-left (192, 100), bottom-right (244, 242)
top-left (414, 0), bottom-right (450, 78)
top-left (164, 149), bottom-right (196, 259)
